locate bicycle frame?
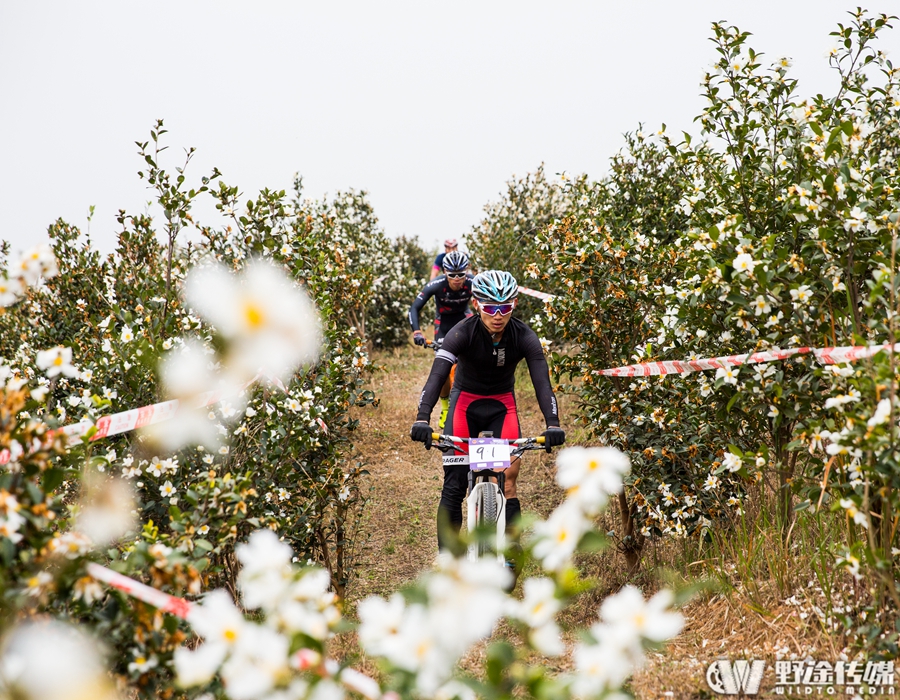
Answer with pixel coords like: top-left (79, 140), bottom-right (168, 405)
top-left (433, 433), bottom-right (544, 563)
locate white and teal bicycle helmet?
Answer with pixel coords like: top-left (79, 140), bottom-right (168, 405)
top-left (472, 270), bottom-right (519, 303)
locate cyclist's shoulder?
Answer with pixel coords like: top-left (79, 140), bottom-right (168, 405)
top-left (508, 317), bottom-right (540, 343)
top-left (421, 276), bottom-right (446, 293)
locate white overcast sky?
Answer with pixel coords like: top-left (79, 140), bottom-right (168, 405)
top-left (1, 2), bottom-right (898, 256)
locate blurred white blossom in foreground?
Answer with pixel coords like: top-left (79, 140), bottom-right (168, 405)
top-left (175, 530), bottom-right (341, 700)
top-left (533, 446), bottom-right (630, 572)
top-left (144, 338), bottom-right (229, 451)
top-left (175, 446), bottom-right (683, 700)
top-left (0, 620), bottom-right (118, 700)
top-left (73, 474), bottom-right (136, 547)
top-left (184, 259), bottom-right (321, 385)
top-left (359, 553), bottom-right (510, 696)
top-left (571, 586), bottom-right (684, 697)
top-left (1, 244), bottom-right (58, 308)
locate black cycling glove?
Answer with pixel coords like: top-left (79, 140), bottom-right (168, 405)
top-left (410, 422), bottom-right (433, 450)
top-left (542, 427), bottom-right (566, 453)
top-left (413, 331), bottom-right (427, 346)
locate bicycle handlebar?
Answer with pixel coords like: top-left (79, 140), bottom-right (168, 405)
top-left (431, 433), bottom-right (545, 445)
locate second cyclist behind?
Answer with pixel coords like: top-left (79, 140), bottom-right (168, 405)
top-left (409, 250), bottom-right (473, 429)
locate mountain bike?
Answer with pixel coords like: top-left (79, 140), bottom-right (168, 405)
top-left (432, 432), bottom-right (546, 563)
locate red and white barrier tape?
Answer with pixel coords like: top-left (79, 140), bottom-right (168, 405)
top-left (0, 370), bottom-right (334, 464)
top-left (87, 563), bottom-right (382, 699)
top-left (87, 562), bottom-right (193, 618)
top-left (517, 285), bottom-right (555, 301)
top-left (596, 342), bottom-right (900, 378)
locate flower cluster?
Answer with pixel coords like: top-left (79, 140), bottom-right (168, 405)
top-left (0, 243), bottom-right (57, 307)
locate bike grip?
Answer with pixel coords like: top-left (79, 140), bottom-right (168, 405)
top-left (432, 433), bottom-right (440, 440)
top-left (536, 436), bottom-right (546, 444)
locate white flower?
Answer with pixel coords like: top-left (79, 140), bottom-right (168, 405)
top-left (715, 365), bottom-right (739, 385)
top-left (732, 253), bottom-right (757, 275)
top-left (142, 339), bottom-right (228, 451)
top-left (120, 326), bottom-right (134, 343)
top-left (555, 446), bottom-right (630, 515)
top-left (532, 503), bottom-right (589, 572)
top-left (74, 477), bottom-right (136, 546)
top-left (824, 393), bottom-right (860, 410)
top-left (722, 453), bottom-right (742, 473)
top-left (571, 634), bottom-right (633, 696)
top-left (600, 585), bottom-right (684, 648)
top-left (507, 577), bottom-right (564, 655)
top-left (839, 499), bottom-right (869, 529)
top-left (789, 285), bottom-right (812, 307)
top-left (36, 346), bottom-right (79, 378)
top-left (753, 295), bottom-right (771, 316)
top-left (176, 589), bottom-right (257, 689)
top-left (237, 529), bottom-right (293, 610)
top-left (127, 651), bottom-right (158, 674)
top-left (184, 260), bottom-right (322, 384)
top-left (0, 621), bottom-right (116, 700)
top-left (159, 481), bottom-right (176, 498)
top-left (219, 624), bottom-right (291, 700)
top-left (0, 276), bottom-right (25, 307)
top-left (10, 244), bottom-right (57, 286)
top-left (867, 398), bottom-right (892, 428)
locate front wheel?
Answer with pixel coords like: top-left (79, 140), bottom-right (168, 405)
top-left (475, 482), bottom-right (499, 557)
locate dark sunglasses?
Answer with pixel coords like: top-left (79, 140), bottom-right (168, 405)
top-left (445, 272), bottom-right (467, 279)
top-left (480, 303), bottom-right (515, 316)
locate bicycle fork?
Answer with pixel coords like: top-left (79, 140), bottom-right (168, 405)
top-left (466, 470), bottom-right (507, 563)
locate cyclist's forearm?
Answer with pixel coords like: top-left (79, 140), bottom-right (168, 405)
top-left (416, 358), bottom-right (453, 422)
top-left (408, 297), bottom-right (426, 331)
top-left (528, 359), bottom-right (560, 427)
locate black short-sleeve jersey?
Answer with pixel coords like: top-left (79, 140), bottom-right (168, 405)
top-left (415, 315), bottom-right (559, 428)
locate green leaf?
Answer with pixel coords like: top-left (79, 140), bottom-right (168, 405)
top-left (726, 393), bottom-right (740, 411)
top-left (42, 468), bottom-right (65, 493)
top-left (577, 530), bottom-right (608, 553)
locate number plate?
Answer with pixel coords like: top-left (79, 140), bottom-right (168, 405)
top-left (469, 438), bottom-right (511, 471)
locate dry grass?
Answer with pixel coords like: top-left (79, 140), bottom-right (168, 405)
top-left (337, 341), bottom-right (853, 699)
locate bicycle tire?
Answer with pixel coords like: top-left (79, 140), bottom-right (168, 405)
top-left (476, 482), bottom-right (499, 557)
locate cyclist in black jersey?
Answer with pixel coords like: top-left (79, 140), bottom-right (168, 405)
top-left (410, 270), bottom-right (566, 556)
top-left (409, 251), bottom-right (473, 428)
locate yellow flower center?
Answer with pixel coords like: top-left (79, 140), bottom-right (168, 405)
top-left (587, 459), bottom-right (599, 471)
top-left (243, 302), bottom-right (265, 329)
top-left (224, 628), bottom-right (237, 642)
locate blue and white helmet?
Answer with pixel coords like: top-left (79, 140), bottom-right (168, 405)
top-left (472, 270), bottom-right (518, 303)
top-left (442, 251), bottom-right (469, 273)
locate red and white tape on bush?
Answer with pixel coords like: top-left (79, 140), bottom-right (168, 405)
top-left (87, 563), bottom-right (381, 698)
top-left (596, 342), bottom-right (900, 378)
top-left (0, 371), bottom-right (330, 465)
top-left (87, 562), bottom-right (194, 618)
top-left (517, 285), bottom-right (555, 301)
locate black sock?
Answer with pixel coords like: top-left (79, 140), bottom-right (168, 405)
top-left (505, 497), bottom-right (521, 533)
